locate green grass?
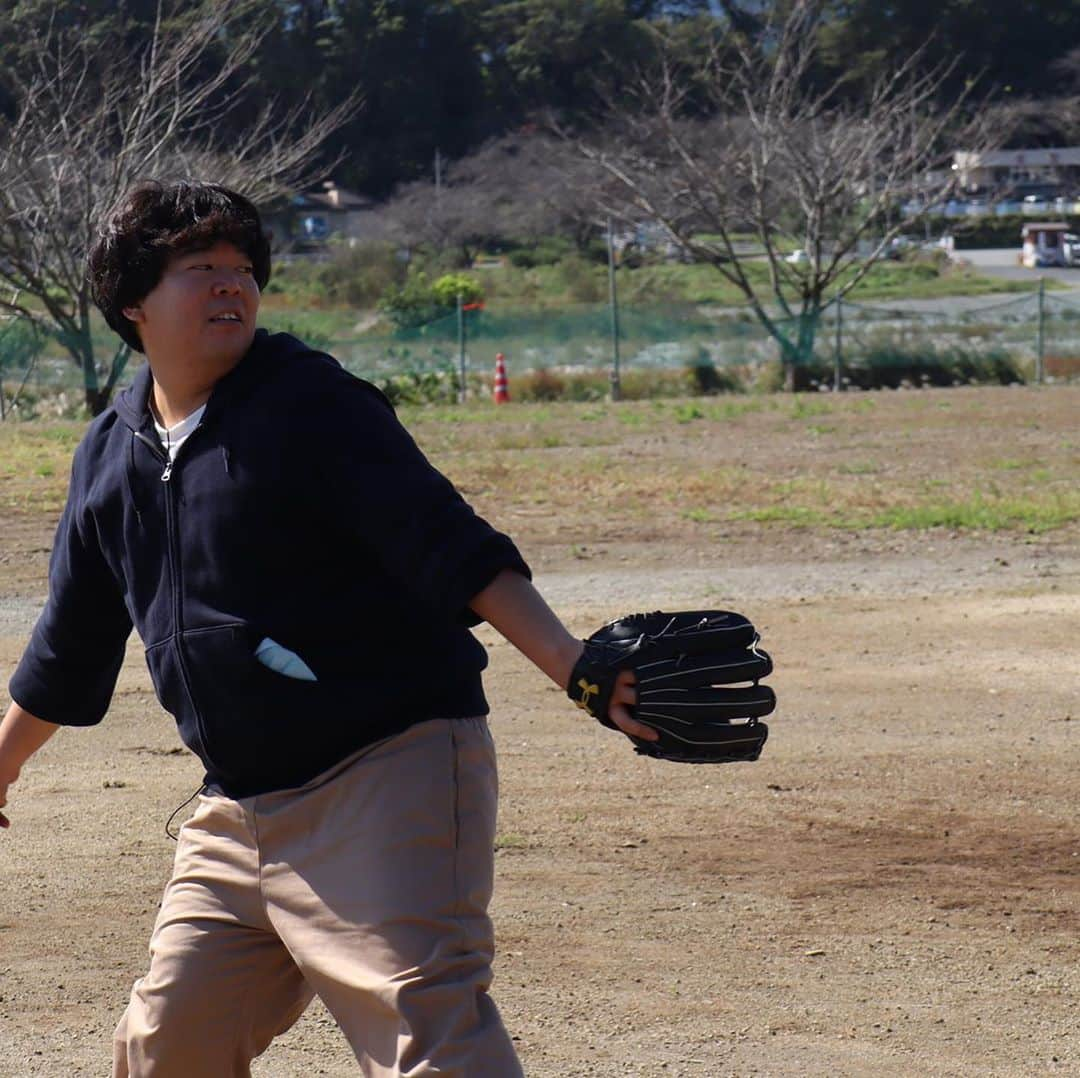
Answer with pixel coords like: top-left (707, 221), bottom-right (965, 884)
top-left (0, 422), bottom-right (82, 511)
top-left (866, 494), bottom-right (1080, 534)
top-left (730, 491), bottom-right (1080, 534)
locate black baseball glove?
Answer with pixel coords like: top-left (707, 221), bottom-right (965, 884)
top-left (566, 610), bottom-right (775, 763)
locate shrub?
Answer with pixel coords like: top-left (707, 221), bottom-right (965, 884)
top-left (379, 271), bottom-right (484, 330)
top-left (506, 238), bottom-right (575, 268)
top-left (943, 214), bottom-right (1080, 250)
top-left (558, 257), bottom-right (605, 303)
top-left (430, 273), bottom-right (483, 309)
top-left (376, 364), bottom-right (459, 406)
top-left (317, 243), bottom-right (408, 308)
top-left (515, 367), bottom-right (566, 402)
top-left (686, 349), bottom-right (744, 395)
top-left (797, 344), bottom-right (1026, 390)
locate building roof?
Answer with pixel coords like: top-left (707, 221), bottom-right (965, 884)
top-left (956, 147), bottom-right (1080, 169)
top-left (297, 181), bottom-right (374, 212)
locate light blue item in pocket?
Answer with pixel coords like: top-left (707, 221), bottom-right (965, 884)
top-left (255, 637), bottom-right (318, 681)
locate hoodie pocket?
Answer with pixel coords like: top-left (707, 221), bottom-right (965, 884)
top-left (150, 624), bottom-right (325, 781)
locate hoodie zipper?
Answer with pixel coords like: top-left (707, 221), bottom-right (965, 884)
top-left (132, 425), bottom-right (215, 767)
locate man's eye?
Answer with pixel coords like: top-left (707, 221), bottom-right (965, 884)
top-left (238, 266), bottom-right (254, 275)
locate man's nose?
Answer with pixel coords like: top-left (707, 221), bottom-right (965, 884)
top-left (212, 274), bottom-right (243, 294)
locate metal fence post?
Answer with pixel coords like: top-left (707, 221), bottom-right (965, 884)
top-left (457, 292), bottom-right (467, 404)
top-left (1036, 277), bottom-right (1046, 385)
top-left (833, 298), bottom-right (843, 392)
top-left (606, 217), bottom-right (622, 402)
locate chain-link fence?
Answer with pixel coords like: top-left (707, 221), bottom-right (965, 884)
top-left (3, 288), bottom-right (1078, 417)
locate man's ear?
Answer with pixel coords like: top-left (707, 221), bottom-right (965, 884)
top-left (122, 304), bottom-right (145, 324)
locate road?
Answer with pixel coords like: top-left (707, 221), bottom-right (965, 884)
top-left (958, 246), bottom-right (1080, 287)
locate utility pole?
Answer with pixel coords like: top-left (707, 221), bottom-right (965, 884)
top-left (1036, 276), bottom-right (1046, 385)
top-left (606, 217), bottom-right (622, 402)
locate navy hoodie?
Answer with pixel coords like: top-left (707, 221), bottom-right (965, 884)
top-left (9, 331), bottom-right (530, 797)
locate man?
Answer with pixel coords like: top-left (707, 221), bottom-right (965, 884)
top-left (0, 180), bottom-right (648, 1076)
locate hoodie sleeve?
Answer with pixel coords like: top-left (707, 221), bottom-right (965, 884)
top-left (301, 359), bottom-right (531, 626)
top-left (8, 443), bottom-right (132, 726)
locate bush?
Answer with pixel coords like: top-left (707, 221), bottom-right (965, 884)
top-left (376, 365), bottom-right (459, 406)
top-left (512, 364), bottom-right (749, 402)
top-left (514, 367), bottom-right (567, 402)
top-left (378, 271), bottom-right (484, 330)
top-left (430, 273), bottom-right (483, 309)
top-left (943, 214), bottom-right (1080, 250)
top-left (686, 349), bottom-right (744, 395)
top-left (558, 257), bottom-right (605, 303)
top-left (317, 243), bottom-right (408, 308)
top-left (795, 344), bottom-right (1025, 390)
top-left (506, 238), bottom-right (575, 268)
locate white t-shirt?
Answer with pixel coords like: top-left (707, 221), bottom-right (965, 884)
top-left (153, 403), bottom-right (207, 462)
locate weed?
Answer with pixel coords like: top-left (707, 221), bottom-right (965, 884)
top-left (674, 403), bottom-right (704, 423)
top-left (495, 833), bottom-right (529, 850)
top-left (683, 507), bottom-right (714, 523)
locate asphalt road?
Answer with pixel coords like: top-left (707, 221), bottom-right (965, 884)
top-left (958, 247), bottom-right (1080, 287)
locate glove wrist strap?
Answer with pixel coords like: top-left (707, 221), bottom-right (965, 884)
top-left (566, 644), bottom-right (619, 730)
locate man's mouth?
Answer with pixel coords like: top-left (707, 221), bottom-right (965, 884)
top-left (209, 312), bottom-right (243, 324)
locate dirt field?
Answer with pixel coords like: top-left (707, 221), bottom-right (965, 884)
top-left (0, 385), bottom-right (1077, 1076)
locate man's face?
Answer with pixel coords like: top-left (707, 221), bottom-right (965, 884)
top-left (122, 241), bottom-right (260, 377)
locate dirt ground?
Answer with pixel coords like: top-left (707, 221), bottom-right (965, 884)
top-left (0, 386), bottom-right (1078, 1076)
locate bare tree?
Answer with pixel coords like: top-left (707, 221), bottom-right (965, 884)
top-left (572, 0), bottom-right (995, 389)
top-left (381, 133), bottom-right (611, 261)
top-left (0, 2), bottom-right (359, 415)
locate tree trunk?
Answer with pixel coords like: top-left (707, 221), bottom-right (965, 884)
top-left (79, 345), bottom-right (108, 416)
top-left (84, 386), bottom-right (111, 416)
top-left (775, 308), bottom-right (821, 392)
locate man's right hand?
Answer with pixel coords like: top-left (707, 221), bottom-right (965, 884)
top-left (0, 702), bottom-right (61, 830)
top-left (0, 774), bottom-right (13, 829)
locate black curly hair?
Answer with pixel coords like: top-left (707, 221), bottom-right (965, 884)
top-left (88, 180), bottom-right (271, 353)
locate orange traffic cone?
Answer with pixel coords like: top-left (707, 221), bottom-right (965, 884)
top-left (493, 352), bottom-right (510, 403)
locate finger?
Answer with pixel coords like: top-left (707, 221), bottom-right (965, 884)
top-left (610, 704), bottom-right (658, 741)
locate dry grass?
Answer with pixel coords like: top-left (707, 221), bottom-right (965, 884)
top-left (2, 387), bottom-right (1078, 541)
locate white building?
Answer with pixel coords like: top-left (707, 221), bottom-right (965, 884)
top-left (953, 148), bottom-right (1080, 192)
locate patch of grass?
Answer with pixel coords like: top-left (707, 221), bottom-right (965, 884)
top-left (729, 505), bottom-right (831, 527)
top-left (683, 507), bottom-right (715, 523)
top-left (0, 421), bottom-right (82, 512)
top-left (673, 403), bottom-right (704, 423)
top-left (838, 460), bottom-right (882, 475)
top-left (868, 493), bottom-right (1080, 534)
top-left (494, 832), bottom-right (529, 850)
top-left (791, 397), bottom-right (833, 418)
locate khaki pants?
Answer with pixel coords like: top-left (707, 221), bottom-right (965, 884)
top-left (113, 718), bottom-right (522, 1077)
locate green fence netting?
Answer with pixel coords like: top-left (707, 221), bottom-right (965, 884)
top-left (2, 288), bottom-right (1076, 417)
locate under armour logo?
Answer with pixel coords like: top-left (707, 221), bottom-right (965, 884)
top-left (575, 677), bottom-right (600, 717)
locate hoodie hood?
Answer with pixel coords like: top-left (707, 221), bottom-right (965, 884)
top-left (112, 329), bottom-right (316, 432)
